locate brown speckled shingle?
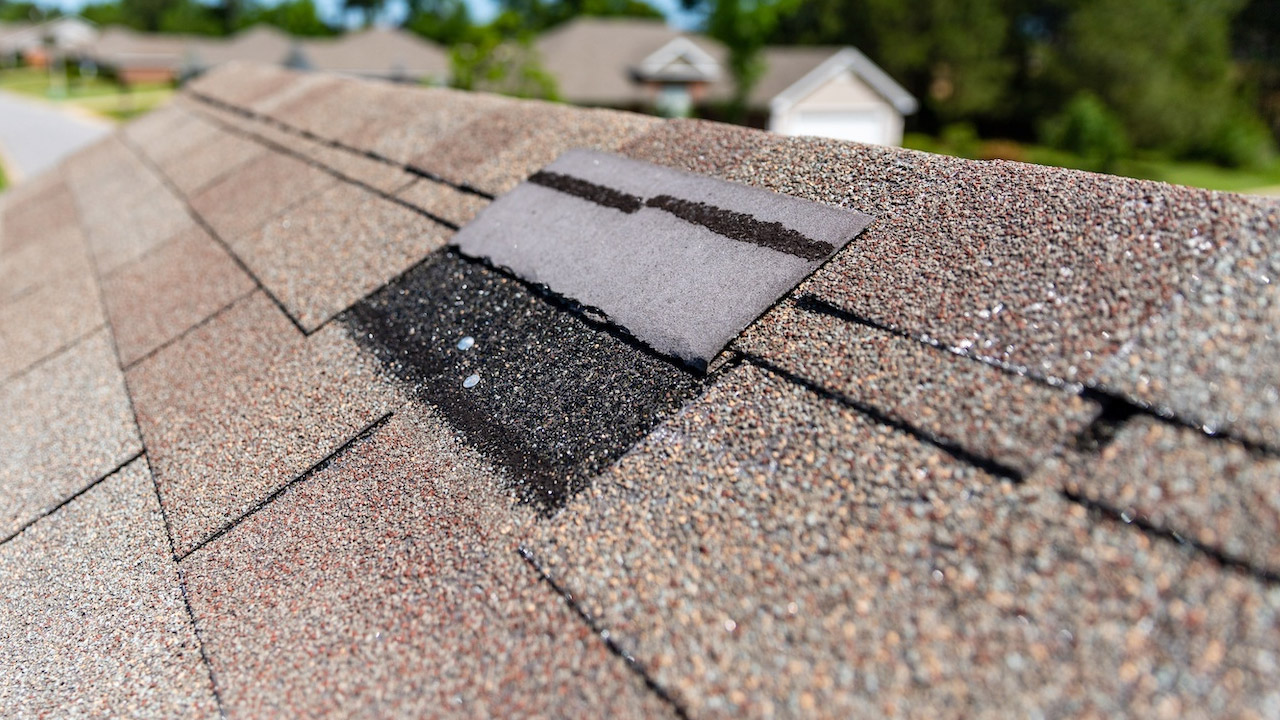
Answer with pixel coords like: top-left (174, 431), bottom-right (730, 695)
top-left (0, 330), bottom-right (140, 540)
top-left (101, 224), bottom-right (256, 366)
top-left (526, 365), bottom-right (1280, 717)
top-left (736, 301), bottom-right (1101, 474)
top-left (231, 182), bottom-right (449, 330)
top-left (0, 458), bottom-right (220, 719)
top-left (1051, 416), bottom-right (1280, 572)
top-left (126, 291), bottom-right (398, 557)
top-left (190, 149), bottom-right (338, 247)
top-left (182, 406), bottom-right (671, 718)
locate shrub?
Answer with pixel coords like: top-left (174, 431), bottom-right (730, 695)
top-left (1041, 92), bottom-right (1130, 171)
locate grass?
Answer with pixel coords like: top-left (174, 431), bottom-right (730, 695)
top-left (904, 132), bottom-right (1280, 195)
top-left (0, 159), bottom-right (7, 192)
top-left (0, 66), bottom-right (174, 122)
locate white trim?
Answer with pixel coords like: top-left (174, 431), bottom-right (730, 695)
top-left (634, 36), bottom-right (720, 82)
top-left (769, 47), bottom-right (917, 116)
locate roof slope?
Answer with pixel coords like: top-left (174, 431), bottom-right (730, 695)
top-left (1, 61), bottom-right (1279, 717)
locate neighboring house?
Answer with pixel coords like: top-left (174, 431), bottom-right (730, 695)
top-left (537, 17), bottom-right (917, 145)
top-left (183, 24), bottom-right (295, 79)
top-left (79, 25), bottom-right (447, 85)
top-left (300, 28), bottom-right (449, 84)
top-left (0, 17), bottom-right (98, 67)
top-left (78, 26), bottom-right (192, 84)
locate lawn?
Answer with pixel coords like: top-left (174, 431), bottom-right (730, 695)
top-left (904, 132), bottom-right (1280, 195)
top-left (0, 159), bottom-right (7, 192)
top-left (0, 66), bottom-right (174, 122)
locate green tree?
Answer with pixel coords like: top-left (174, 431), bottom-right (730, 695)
top-left (343, 0), bottom-right (385, 27)
top-left (404, 0), bottom-right (471, 45)
top-left (1047, 0), bottom-right (1268, 164)
top-left (240, 0), bottom-right (335, 36)
top-left (763, 0), bottom-right (1015, 127)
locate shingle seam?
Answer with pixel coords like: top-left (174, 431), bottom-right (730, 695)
top-left (1062, 488), bottom-right (1280, 585)
top-left (139, 452), bottom-right (229, 720)
top-left (176, 411), bottom-right (395, 563)
top-left (116, 131), bottom-right (311, 337)
top-left (794, 294), bottom-right (1280, 458)
top-left (0, 450), bottom-right (143, 547)
top-left (0, 322), bottom-right (106, 387)
top-left (0, 282), bottom-right (39, 311)
top-left (186, 102), bottom-right (461, 232)
top-left (741, 352), bottom-right (1027, 481)
top-left (516, 546), bottom-right (691, 720)
top-left (122, 287), bottom-right (260, 372)
top-left (185, 90), bottom-right (497, 201)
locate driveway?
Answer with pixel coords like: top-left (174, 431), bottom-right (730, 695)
top-left (0, 90), bottom-right (112, 184)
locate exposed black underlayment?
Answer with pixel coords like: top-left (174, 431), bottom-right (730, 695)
top-left (645, 195), bottom-right (837, 261)
top-left (343, 250), bottom-right (703, 510)
top-left (528, 171), bottom-right (643, 214)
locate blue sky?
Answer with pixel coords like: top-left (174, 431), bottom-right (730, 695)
top-left (34, 0), bottom-right (702, 30)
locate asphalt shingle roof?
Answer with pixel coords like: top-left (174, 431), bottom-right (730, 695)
top-left (2, 61), bottom-right (1279, 718)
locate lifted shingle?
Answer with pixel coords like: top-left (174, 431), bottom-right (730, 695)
top-left (453, 149), bottom-right (873, 369)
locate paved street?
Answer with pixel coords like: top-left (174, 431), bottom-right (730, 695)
top-left (0, 90), bottom-right (111, 184)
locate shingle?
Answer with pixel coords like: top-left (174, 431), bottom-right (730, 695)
top-left (131, 109), bottom-right (223, 171)
top-left (735, 301), bottom-right (1100, 474)
top-left (0, 175), bottom-right (81, 255)
top-left (0, 269), bottom-right (105, 381)
top-left (185, 60), bottom-right (300, 109)
top-left (244, 125), bottom-right (417, 195)
top-left (254, 74), bottom-right (397, 142)
top-left (101, 224), bottom-right (256, 366)
top-left (189, 149), bottom-right (338, 246)
top-left (0, 458), bottom-right (220, 719)
top-left (231, 182), bottom-right (448, 330)
top-left (617, 117), bottom-right (773, 177)
top-left (181, 406), bottom-right (670, 718)
top-left (526, 364), bottom-right (1280, 717)
top-left (344, 251), bottom-right (703, 508)
top-left (1052, 416), bottom-right (1280, 572)
top-left (127, 291), bottom-right (398, 557)
top-left (0, 220), bottom-right (93, 308)
top-left (66, 141), bottom-right (195, 275)
top-left (0, 330), bottom-right (140, 540)
top-left (154, 124), bottom-right (268, 197)
top-left (676, 134), bottom-right (1237, 387)
top-left (341, 85), bottom-right (514, 166)
top-left (452, 149), bottom-right (873, 367)
top-left (1095, 197), bottom-right (1280, 448)
top-left (407, 102), bottom-right (658, 195)
top-left (395, 177), bottom-right (490, 227)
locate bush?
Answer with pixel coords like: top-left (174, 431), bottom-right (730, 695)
top-left (978, 139), bottom-right (1026, 162)
top-left (1041, 92), bottom-right (1130, 171)
top-left (1201, 113), bottom-right (1277, 169)
top-left (939, 122), bottom-right (981, 158)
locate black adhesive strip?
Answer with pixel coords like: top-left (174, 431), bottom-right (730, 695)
top-left (646, 194), bottom-right (837, 261)
top-left (528, 171), bottom-right (644, 214)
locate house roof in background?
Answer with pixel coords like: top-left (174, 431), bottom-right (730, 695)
top-left (300, 27), bottom-right (448, 80)
top-left (537, 17), bottom-right (731, 105)
top-left (1, 61), bottom-right (1279, 717)
top-left (757, 45), bottom-right (919, 114)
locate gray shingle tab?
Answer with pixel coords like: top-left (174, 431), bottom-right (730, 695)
top-left (453, 149), bottom-right (874, 368)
